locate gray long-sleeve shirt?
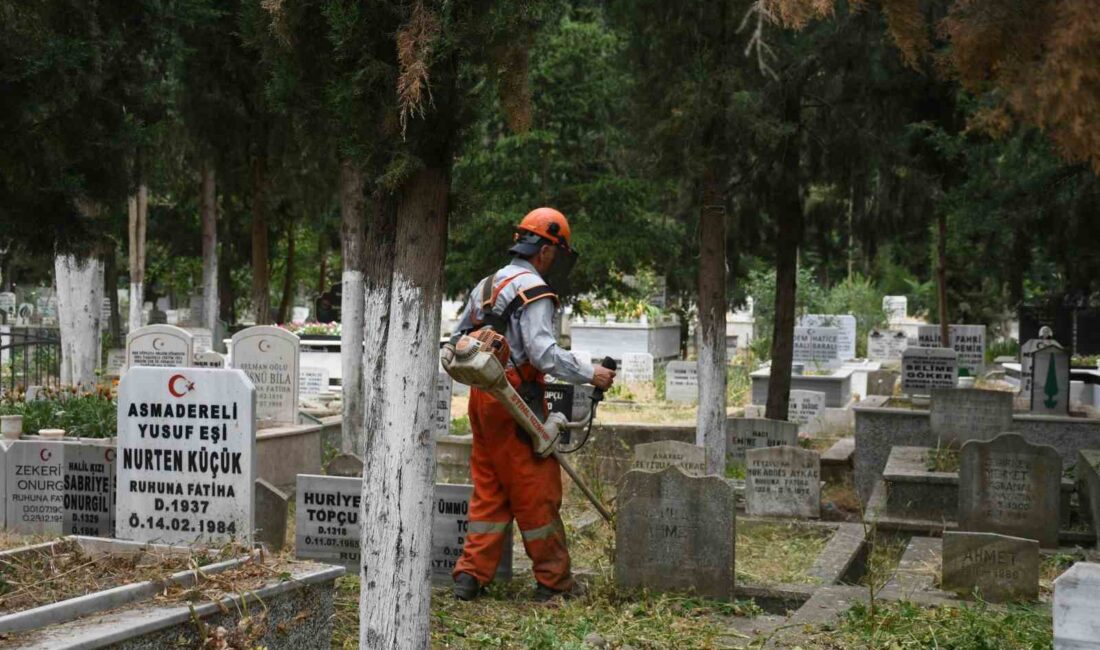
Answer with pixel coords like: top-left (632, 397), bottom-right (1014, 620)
top-left (455, 259), bottom-right (594, 384)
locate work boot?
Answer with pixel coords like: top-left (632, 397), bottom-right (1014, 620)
top-left (533, 580), bottom-right (586, 602)
top-left (452, 573), bottom-right (481, 601)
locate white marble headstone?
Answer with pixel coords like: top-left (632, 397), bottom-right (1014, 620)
top-left (295, 474), bottom-right (362, 569)
top-left (918, 324), bottom-right (986, 376)
top-left (792, 326), bottom-right (842, 369)
top-left (867, 329), bottom-right (909, 361)
top-left (901, 347), bottom-right (958, 394)
top-left (193, 351), bottom-right (227, 369)
top-left (5, 440), bottom-right (66, 534)
top-left (788, 390), bottom-right (826, 426)
top-left (299, 366), bottom-right (330, 399)
top-left (230, 326), bottom-right (300, 425)
top-left (0, 292), bottom-right (15, 317)
top-left (622, 352), bottom-right (654, 383)
top-left (115, 367), bottom-right (256, 546)
top-left (186, 327), bottom-right (214, 353)
top-left (799, 314), bottom-right (856, 361)
top-left (883, 296), bottom-right (908, 322)
top-left (126, 324), bottom-right (194, 369)
top-left (1054, 562), bottom-right (1100, 649)
top-left (664, 360), bottom-right (698, 403)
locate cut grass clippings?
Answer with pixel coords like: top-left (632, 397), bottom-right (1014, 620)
top-left (736, 522), bottom-right (831, 586)
top-left (333, 574), bottom-right (761, 649)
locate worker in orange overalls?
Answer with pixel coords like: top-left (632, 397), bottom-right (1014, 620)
top-left (451, 208), bottom-right (616, 601)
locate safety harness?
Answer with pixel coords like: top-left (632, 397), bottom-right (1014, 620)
top-left (467, 270), bottom-right (559, 427)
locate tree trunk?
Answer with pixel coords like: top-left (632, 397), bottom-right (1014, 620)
top-left (104, 246), bottom-right (121, 344)
top-left (936, 211), bottom-right (949, 346)
top-left (317, 235), bottom-right (328, 296)
top-left (277, 222), bottom-right (296, 324)
top-left (359, 167), bottom-right (447, 649)
top-left (697, 170), bottom-right (727, 475)
top-left (251, 156), bottom-right (270, 325)
top-left (764, 85), bottom-right (804, 422)
top-left (201, 159), bottom-right (219, 334)
top-left (339, 161), bottom-right (367, 454)
top-left (218, 211), bottom-right (235, 326)
top-left (56, 253), bottom-right (104, 390)
top-left (127, 185), bottom-right (147, 331)
top-left (361, 190), bottom-right (397, 451)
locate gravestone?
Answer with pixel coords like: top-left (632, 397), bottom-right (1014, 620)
top-left (299, 366), bottom-right (330, 399)
top-left (431, 483), bottom-right (512, 585)
top-left (867, 369), bottom-right (899, 396)
top-left (798, 314), bottom-right (857, 361)
top-left (1029, 340), bottom-right (1069, 415)
top-left (192, 351), bottom-right (227, 369)
top-left (254, 478), bottom-right (289, 552)
top-left (295, 474), bottom-right (362, 569)
top-left (5, 440), bottom-right (65, 534)
top-left (63, 441), bottom-right (115, 537)
top-left (104, 349), bottom-right (126, 377)
top-left (1077, 450), bottom-right (1100, 543)
top-left (788, 390), bottom-right (826, 426)
top-left (231, 325), bottom-right (300, 426)
top-left (883, 296), bottom-right (907, 322)
top-left (126, 324), bottom-right (194, 369)
top-left (622, 353), bottom-right (655, 383)
top-left (867, 329), bottom-right (908, 362)
top-left (292, 306), bottom-right (310, 324)
top-left (632, 440), bottom-right (706, 476)
top-left (941, 531), bottom-right (1038, 602)
top-left (726, 418), bottom-right (799, 466)
top-left (745, 446), bottom-right (820, 518)
top-left (186, 327), bottom-right (214, 353)
top-left (900, 347), bottom-right (957, 394)
top-left (792, 327), bottom-right (842, 369)
top-left (958, 433), bottom-right (1061, 548)
top-left (1054, 562), bottom-right (1100, 649)
top-left (664, 360), bottom-right (698, 403)
top-left (918, 324), bottom-right (986, 376)
top-left (614, 467), bottom-right (736, 600)
top-left (99, 298), bottom-right (112, 330)
top-left (325, 453), bottom-right (364, 478)
top-left (434, 371), bottom-right (453, 438)
top-left (929, 389), bottom-right (1014, 445)
top-left (544, 383), bottom-right (574, 419)
top-left (115, 367), bottom-right (257, 546)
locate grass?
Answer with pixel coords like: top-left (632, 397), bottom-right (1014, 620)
top-left (926, 446), bottom-right (960, 473)
top-left (334, 575), bottom-right (762, 649)
top-left (736, 523), bottom-right (831, 586)
top-left (855, 533), bottom-right (908, 589)
top-left (811, 599), bottom-right (1052, 649)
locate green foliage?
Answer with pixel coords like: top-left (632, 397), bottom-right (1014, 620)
top-left (821, 274), bottom-right (887, 357)
top-left (0, 391), bottom-right (116, 438)
top-left (743, 266), bottom-right (827, 356)
top-left (986, 338), bottom-right (1020, 363)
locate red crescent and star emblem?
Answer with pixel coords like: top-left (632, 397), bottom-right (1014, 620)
top-left (168, 374), bottom-right (195, 398)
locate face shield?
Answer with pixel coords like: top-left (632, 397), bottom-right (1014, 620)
top-left (543, 243), bottom-right (579, 298)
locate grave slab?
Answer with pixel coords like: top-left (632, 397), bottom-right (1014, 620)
top-left (745, 446), bottom-right (820, 518)
top-left (63, 441), bottom-right (115, 537)
top-left (1054, 562), bottom-right (1100, 649)
top-left (614, 466), bottom-right (736, 600)
top-left (788, 390), bottom-right (826, 427)
top-left (115, 367), bottom-right (257, 546)
top-left (295, 474), bottom-right (362, 569)
top-left (231, 325), bottom-right (300, 426)
top-left (126, 324), bottom-right (194, 370)
top-left (255, 478), bottom-right (289, 552)
top-left (901, 347), bottom-right (958, 394)
top-left (631, 440), bottom-right (706, 476)
top-left (5, 440), bottom-right (66, 534)
top-left (929, 388), bottom-right (1013, 445)
top-left (299, 366), bottom-right (330, 399)
top-left (622, 352), bottom-right (654, 383)
top-left (958, 432), bottom-right (1061, 548)
top-left (664, 360), bottom-right (698, 403)
top-left (798, 315), bottom-right (856, 361)
top-left (726, 418), bottom-right (798, 466)
top-left (941, 531), bottom-right (1038, 602)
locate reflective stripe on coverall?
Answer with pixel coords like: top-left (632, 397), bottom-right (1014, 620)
top-left (452, 362), bottom-right (574, 592)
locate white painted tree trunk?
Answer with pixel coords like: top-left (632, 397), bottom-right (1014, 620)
top-left (201, 161), bottom-right (218, 334)
top-left (339, 162), bottom-right (367, 454)
top-left (696, 174), bottom-right (727, 475)
top-left (55, 254), bottom-right (104, 390)
top-left (127, 187), bottom-right (147, 331)
top-left (360, 168), bottom-right (446, 649)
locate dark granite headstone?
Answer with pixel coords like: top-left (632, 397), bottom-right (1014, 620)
top-left (614, 466), bottom-right (735, 600)
top-left (958, 433), bottom-right (1061, 548)
top-left (941, 531), bottom-right (1039, 602)
top-left (255, 478), bottom-right (289, 552)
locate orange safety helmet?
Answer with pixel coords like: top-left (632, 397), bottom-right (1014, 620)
top-left (511, 207), bottom-right (572, 254)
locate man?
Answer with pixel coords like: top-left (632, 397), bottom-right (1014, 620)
top-left (451, 207), bottom-right (615, 601)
